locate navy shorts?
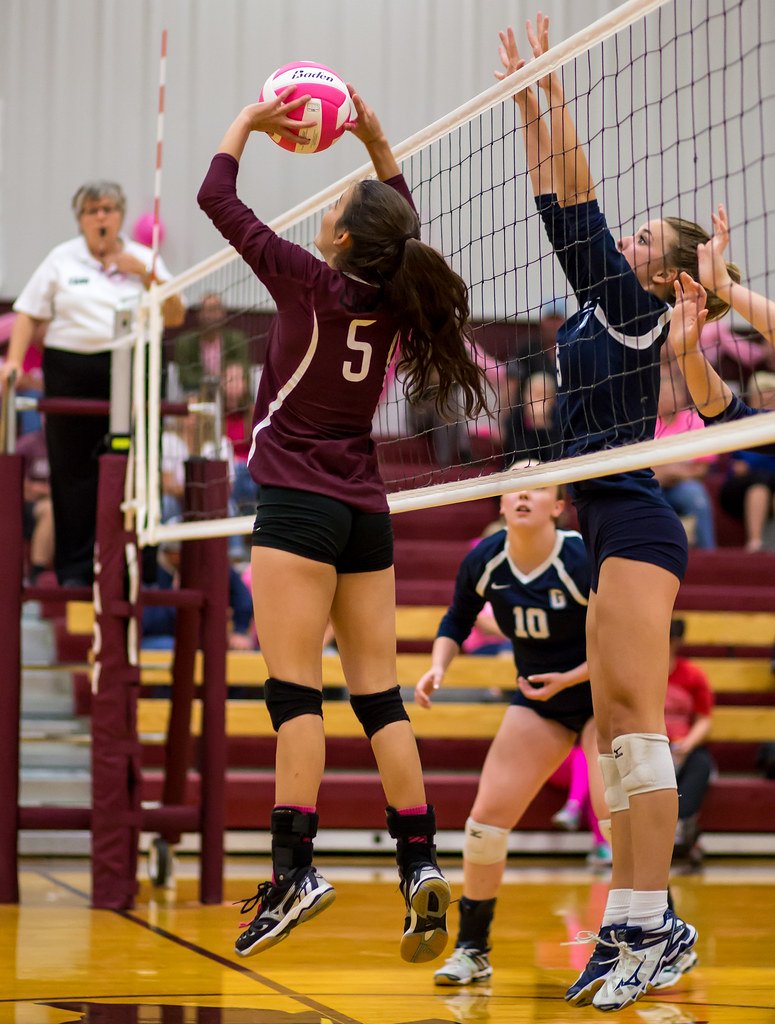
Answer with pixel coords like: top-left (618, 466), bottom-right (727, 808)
top-left (510, 682), bottom-right (594, 736)
top-left (252, 486), bottom-right (394, 574)
top-left (576, 492), bottom-right (689, 591)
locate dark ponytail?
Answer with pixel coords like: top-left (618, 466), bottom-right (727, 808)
top-left (335, 179), bottom-right (488, 418)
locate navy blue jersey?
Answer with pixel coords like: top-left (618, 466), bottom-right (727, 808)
top-left (437, 529), bottom-right (590, 679)
top-left (699, 393), bottom-right (759, 425)
top-left (537, 195), bottom-right (672, 499)
top-left (701, 397), bottom-right (775, 460)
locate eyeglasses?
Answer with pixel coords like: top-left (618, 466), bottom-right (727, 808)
top-left (81, 204), bottom-right (120, 217)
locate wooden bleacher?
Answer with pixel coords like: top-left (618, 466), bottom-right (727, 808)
top-left (62, 585), bottom-right (775, 839)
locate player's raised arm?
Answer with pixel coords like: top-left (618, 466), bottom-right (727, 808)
top-left (697, 204), bottom-right (772, 343)
top-left (526, 14), bottom-right (595, 206)
top-left (344, 87), bottom-right (400, 181)
top-left (669, 273), bottom-right (733, 420)
top-left (497, 25), bottom-right (553, 197)
top-left (215, 90), bottom-right (315, 163)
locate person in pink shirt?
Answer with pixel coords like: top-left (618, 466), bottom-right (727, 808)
top-left (654, 366), bottom-right (717, 548)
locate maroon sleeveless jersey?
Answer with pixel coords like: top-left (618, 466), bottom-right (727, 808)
top-left (198, 154), bottom-right (416, 513)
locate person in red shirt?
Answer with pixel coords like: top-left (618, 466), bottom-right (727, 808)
top-left (666, 618), bottom-right (716, 860)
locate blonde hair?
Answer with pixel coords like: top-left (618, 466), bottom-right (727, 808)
top-left (664, 217), bottom-right (741, 321)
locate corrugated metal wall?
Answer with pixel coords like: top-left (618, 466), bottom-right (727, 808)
top-left (1, 0), bottom-right (627, 297)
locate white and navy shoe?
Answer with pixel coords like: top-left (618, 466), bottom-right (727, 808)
top-left (399, 861), bottom-right (451, 963)
top-left (564, 925), bottom-right (625, 1006)
top-left (592, 909), bottom-right (697, 1011)
top-left (234, 866), bottom-right (335, 957)
top-left (651, 948), bottom-right (699, 990)
top-left (434, 946), bottom-right (493, 986)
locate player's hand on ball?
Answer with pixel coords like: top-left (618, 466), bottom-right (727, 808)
top-left (343, 85), bottom-right (386, 146)
top-left (242, 89), bottom-right (315, 143)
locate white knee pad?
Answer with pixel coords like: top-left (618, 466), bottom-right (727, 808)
top-left (599, 753), bottom-right (629, 813)
top-left (464, 817), bottom-right (510, 865)
top-left (613, 733), bottom-right (677, 797)
top-left (598, 818), bottom-right (612, 843)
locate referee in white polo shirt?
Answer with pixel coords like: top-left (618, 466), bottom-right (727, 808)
top-left (2, 181), bottom-right (183, 586)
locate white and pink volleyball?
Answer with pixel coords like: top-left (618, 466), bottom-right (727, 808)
top-left (260, 61), bottom-right (356, 154)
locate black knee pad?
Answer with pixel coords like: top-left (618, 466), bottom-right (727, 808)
top-left (264, 677), bottom-right (323, 732)
top-left (349, 684), bottom-right (409, 739)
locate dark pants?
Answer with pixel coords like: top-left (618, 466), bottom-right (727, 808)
top-left (43, 348), bottom-right (111, 585)
top-left (676, 745), bottom-right (715, 819)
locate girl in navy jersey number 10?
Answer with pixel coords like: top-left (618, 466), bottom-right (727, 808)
top-left (198, 87), bottom-right (487, 961)
top-left (499, 17), bottom-right (738, 1010)
top-left (415, 483), bottom-right (607, 987)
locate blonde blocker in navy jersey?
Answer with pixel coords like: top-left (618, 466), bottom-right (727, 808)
top-left (252, 485), bottom-right (393, 573)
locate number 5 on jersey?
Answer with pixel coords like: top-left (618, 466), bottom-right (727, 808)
top-left (342, 319), bottom-right (375, 382)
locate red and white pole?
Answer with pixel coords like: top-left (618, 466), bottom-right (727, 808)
top-left (151, 28), bottom-right (167, 280)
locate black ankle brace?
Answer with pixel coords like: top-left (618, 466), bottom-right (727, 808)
top-left (271, 807), bottom-right (318, 884)
top-left (457, 896), bottom-right (497, 950)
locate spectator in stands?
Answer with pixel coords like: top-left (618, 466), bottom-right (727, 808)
top-left (16, 425), bottom-right (53, 583)
top-left (1, 180), bottom-right (183, 586)
top-left (665, 618), bottom-right (716, 862)
top-left (142, 538), bottom-right (254, 650)
top-left (415, 483), bottom-right (607, 987)
top-left (654, 364), bottom-right (716, 548)
top-left (223, 361), bottom-right (259, 516)
top-left (717, 371), bottom-right (775, 551)
top-left (160, 415), bottom-right (237, 556)
top-left (550, 744), bottom-right (613, 867)
top-left (173, 292), bottom-right (249, 395)
top-left (499, 300), bottom-right (562, 464)
top-left (406, 372), bottom-right (473, 469)
top-left (502, 370), bottom-right (562, 466)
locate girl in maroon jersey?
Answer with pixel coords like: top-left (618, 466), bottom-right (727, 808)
top-left (199, 86), bottom-right (487, 961)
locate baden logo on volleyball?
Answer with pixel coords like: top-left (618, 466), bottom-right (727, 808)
top-left (260, 61), bottom-right (356, 154)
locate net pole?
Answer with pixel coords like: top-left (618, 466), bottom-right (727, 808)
top-left (151, 28), bottom-right (167, 280)
top-left (143, 29), bottom-right (169, 548)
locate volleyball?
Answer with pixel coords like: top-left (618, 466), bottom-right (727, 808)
top-left (260, 61), bottom-right (356, 154)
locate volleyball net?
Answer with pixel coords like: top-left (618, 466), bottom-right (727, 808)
top-left (131, 0), bottom-right (775, 547)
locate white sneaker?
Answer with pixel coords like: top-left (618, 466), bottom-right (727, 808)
top-left (592, 910), bottom-right (697, 1011)
top-left (399, 860), bottom-right (451, 963)
top-left (234, 867), bottom-right (335, 957)
top-left (434, 947), bottom-right (492, 986)
top-left (651, 948), bottom-right (698, 990)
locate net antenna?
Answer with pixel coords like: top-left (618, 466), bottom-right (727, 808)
top-left (133, 0), bottom-right (775, 547)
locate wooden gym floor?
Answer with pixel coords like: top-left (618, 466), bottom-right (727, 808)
top-left (2, 858), bottom-right (774, 1024)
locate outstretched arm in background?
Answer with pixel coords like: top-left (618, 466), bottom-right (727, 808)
top-left (669, 272), bottom-right (734, 419)
top-left (697, 204), bottom-right (775, 345)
